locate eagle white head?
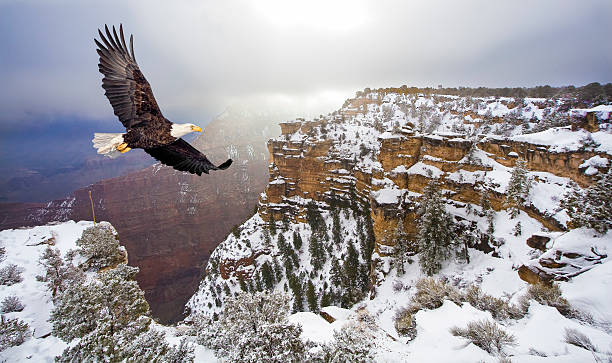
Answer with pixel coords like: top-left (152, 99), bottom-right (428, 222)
top-left (170, 123), bottom-right (203, 138)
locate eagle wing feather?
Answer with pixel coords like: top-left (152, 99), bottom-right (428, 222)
top-left (144, 139), bottom-right (233, 176)
top-left (95, 24), bottom-right (164, 129)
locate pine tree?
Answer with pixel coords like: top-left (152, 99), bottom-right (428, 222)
top-left (0, 316), bottom-right (31, 351)
top-left (327, 323), bottom-right (374, 362)
top-left (51, 264), bottom-right (152, 361)
top-left (263, 229), bottom-right (271, 248)
top-left (269, 214), bottom-right (277, 236)
top-left (481, 191), bottom-right (497, 246)
top-left (561, 171), bottom-right (612, 234)
top-left (283, 255), bottom-right (294, 276)
top-left (306, 281), bottom-right (318, 312)
top-left (277, 233), bottom-right (289, 255)
top-left (36, 247), bottom-right (81, 299)
top-left (75, 224), bottom-right (125, 271)
top-left (416, 179), bottom-right (455, 276)
top-left (394, 219), bottom-right (408, 276)
top-left (306, 201), bottom-right (322, 232)
top-left (273, 258), bottom-right (283, 282)
top-left (344, 242), bottom-right (359, 285)
top-left (198, 292), bottom-right (305, 362)
top-left (239, 278), bottom-right (248, 292)
top-left (287, 273), bottom-right (304, 312)
top-left (292, 231), bottom-right (303, 251)
top-left (321, 288), bottom-right (332, 308)
top-left (330, 259), bottom-right (342, 286)
top-left (332, 204), bottom-right (342, 247)
top-left (506, 158), bottom-right (532, 218)
top-left (309, 233), bottom-right (325, 271)
top-left (513, 221), bottom-right (522, 236)
top-left (261, 262), bottom-right (275, 290)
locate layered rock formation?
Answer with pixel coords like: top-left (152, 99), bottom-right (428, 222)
top-left (0, 109), bottom-right (279, 322)
top-left (257, 92), bottom-right (610, 287)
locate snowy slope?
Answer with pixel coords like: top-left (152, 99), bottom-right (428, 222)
top-left (0, 221), bottom-right (217, 362)
top-left (187, 90), bottom-right (612, 361)
top-left (0, 221), bottom-right (97, 361)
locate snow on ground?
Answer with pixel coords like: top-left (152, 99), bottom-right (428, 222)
top-left (0, 221), bottom-right (97, 361)
top-left (355, 216), bottom-right (612, 362)
top-left (513, 127), bottom-right (612, 155)
top-left (186, 91), bottom-right (612, 361)
top-left (288, 312), bottom-right (336, 344)
top-left (0, 221), bottom-right (218, 362)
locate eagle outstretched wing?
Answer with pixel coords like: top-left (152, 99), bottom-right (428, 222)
top-left (144, 139), bottom-right (233, 176)
top-left (95, 24), bottom-right (164, 129)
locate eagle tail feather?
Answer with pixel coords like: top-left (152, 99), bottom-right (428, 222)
top-left (93, 132), bottom-right (125, 159)
top-left (217, 159), bottom-right (233, 170)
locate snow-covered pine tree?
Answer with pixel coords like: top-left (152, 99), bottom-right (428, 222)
top-left (561, 170), bottom-right (612, 234)
top-left (0, 263), bottom-right (23, 286)
top-left (332, 203), bottom-right (342, 247)
top-left (480, 191), bottom-right (497, 246)
top-left (269, 213), bottom-right (277, 236)
top-left (51, 264), bottom-right (151, 361)
top-left (326, 323), bottom-right (375, 363)
top-left (288, 273), bottom-right (304, 312)
top-left (292, 231), bottom-right (303, 250)
top-left (416, 179), bottom-right (456, 276)
top-left (0, 316), bottom-right (31, 352)
top-left (200, 291), bottom-right (305, 362)
top-left (506, 158), bottom-right (532, 218)
top-left (36, 246), bottom-right (82, 299)
top-left (261, 261), bottom-right (275, 290)
top-left (309, 233), bottom-right (325, 271)
top-left (1, 295), bottom-right (24, 313)
top-left (513, 221), bottom-right (522, 236)
top-left (306, 280), bottom-right (318, 312)
top-left (394, 219), bottom-right (408, 276)
top-left (75, 224), bottom-right (125, 270)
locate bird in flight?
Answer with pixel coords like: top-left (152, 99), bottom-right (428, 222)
top-left (92, 24), bottom-right (232, 176)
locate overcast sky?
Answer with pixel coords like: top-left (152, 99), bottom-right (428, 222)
top-left (1, 0), bottom-right (611, 128)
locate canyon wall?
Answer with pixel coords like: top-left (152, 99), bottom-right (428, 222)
top-left (0, 110), bottom-right (278, 322)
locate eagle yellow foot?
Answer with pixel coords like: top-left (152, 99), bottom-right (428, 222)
top-left (116, 143), bottom-right (129, 152)
top-left (120, 147), bottom-right (131, 153)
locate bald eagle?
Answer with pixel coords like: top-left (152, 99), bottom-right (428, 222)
top-left (92, 25), bottom-right (232, 176)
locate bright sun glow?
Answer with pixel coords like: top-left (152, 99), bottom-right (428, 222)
top-left (254, 0), bottom-right (369, 32)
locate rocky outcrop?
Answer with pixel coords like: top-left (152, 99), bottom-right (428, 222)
top-left (256, 93), bottom-right (608, 290)
top-left (519, 232), bottom-right (608, 284)
top-left (0, 110), bottom-right (278, 323)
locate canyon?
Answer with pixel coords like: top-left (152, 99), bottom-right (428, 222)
top-left (0, 109), bottom-right (278, 322)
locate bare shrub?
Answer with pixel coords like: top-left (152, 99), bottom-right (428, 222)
top-left (0, 263), bottom-right (23, 286)
top-left (524, 283), bottom-right (590, 321)
top-left (564, 328), bottom-right (596, 352)
top-left (1, 295), bottom-right (24, 313)
top-left (394, 307), bottom-right (417, 340)
top-left (450, 319), bottom-right (516, 355)
top-left (528, 347), bottom-right (547, 357)
top-left (412, 277), bottom-right (462, 310)
top-left (464, 286), bottom-right (524, 320)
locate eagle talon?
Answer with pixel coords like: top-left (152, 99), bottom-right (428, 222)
top-left (120, 147), bottom-right (131, 153)
top-left (117, 142), bottom-right (129, 151)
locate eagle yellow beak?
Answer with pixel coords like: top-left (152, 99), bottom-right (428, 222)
top-left (192, 126), bottom-right (202, 132)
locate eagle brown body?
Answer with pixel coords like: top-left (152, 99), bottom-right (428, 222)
top-left (94, 24), bottom-right (232, 175)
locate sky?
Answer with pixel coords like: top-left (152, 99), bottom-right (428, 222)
top-left (0, 0), bottom-right (611, 129)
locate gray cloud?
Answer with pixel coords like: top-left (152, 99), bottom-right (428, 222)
top-left (0, 0), bottom-right (610, 126)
